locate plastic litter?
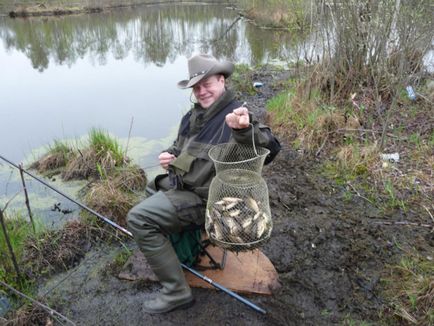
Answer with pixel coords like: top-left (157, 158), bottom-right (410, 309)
top-left (380, 153), bottom-right (400, 163)
top-left (253, 82), bottom-right (263, 88)
top-left (0, 295), bottom-right (11, 317)
top-left (406, 86), bottom-right (416, 101)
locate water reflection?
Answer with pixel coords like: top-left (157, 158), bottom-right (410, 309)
top-left (0, 4), bottom-right (300, 71)
top-left (0, 3), bottom-right (300, 215)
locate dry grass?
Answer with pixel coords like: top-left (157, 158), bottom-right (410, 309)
top-left (382, 251), bottom-right (434, 325)
top-left (29, 140), bottom-right (74, 175)
top-left (112, 165), bottom-right (147, 193)
top-left (9, 4), bottom-right (99, 18)
top-left (336, 143), bottom-right (379, 175)
top-left (4, 304), bottom-right (52, 326)
top-left (28, 130), bottom-right (146, 236)
top-left (30, 128), bottom-right (129, 181)
top-left (266, 85), bottom-right (363, 153)
top-left (29, 154), bottom-right (67, 174)
top-left (81, 165), bottom-right (147, 227)
top-left (22, 220), bottom-right (95, 275)
top-left (83, 180), bottom-right (140, 227)
top-left (267, 73), bottom-right (433, 211)
top-left (238, 0), bottom-right (308, 30)
top-left (62, 148), bottom-right (122, 180)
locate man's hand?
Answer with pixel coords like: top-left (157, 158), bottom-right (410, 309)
top-left (225, 106), bottom-right (250, 129)
top-left (159, 152), bottom-right (176, 170)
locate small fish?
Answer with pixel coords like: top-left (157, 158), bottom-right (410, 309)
top-left (242, 217), bottom-right (253, 229)
top-left (253, 211), bottom-right (262, 222)
top-left (213, 221), bottom-right (224, 240)
top-left (222, 197), bottom-right (242, 203)
top-left (211, 207), bottom-right (222, 219)
top-left (229, 235), bottom-right (244, 243)
top-left (213, 200), bottom-right (226, 210)
top-left (228, 209), bottom-right (241, 217)
top-left (225, 218), bottom-right (238, 234)
top-left (224, 201), bottom-right (239, 210)
top-left (245, 197), bottom-right (260, 213)
top-left (256, 220), bottom-right (267, 238)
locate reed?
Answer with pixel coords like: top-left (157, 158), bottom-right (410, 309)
top-left (29, 139), bottom-right (74, 175)
top-left (62, 128), bottom-right (128, 180)
top-left (0, 212), bottom-right (43, 290)
top-left (88, 128), bottom-right (125, 167)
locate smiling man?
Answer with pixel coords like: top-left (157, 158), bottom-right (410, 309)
top-left (127, 54), bottom-right (281, 314)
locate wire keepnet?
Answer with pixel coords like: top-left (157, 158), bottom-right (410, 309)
top-left (206, 114), bottom-right (272, 251)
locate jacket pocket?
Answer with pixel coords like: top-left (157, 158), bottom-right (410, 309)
top-left (165, 189), bottom-right (206, 226)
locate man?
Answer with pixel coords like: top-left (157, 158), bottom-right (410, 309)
top-left (127, 54), bottom-right (280, 314)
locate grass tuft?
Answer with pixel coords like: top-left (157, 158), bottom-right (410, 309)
top-left (88, 128), bottom-right (125, 167)
top-left (0, 213), bottom-right (44, 290)
top-left (382, 251), bottom-right (434, 325)
top-left (62, 128), bottom-right (128, 181)
top-left (229, 64), bottom-right (257, 96)
top-left (29, 139), bottom-right (74, 176)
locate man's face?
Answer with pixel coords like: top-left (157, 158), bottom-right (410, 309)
top-left (192, 75), bottom-right (225, 109)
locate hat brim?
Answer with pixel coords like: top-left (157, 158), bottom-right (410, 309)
top-left (177, 61), bottom-right (234, 89)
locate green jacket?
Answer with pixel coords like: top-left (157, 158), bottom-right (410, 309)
top-left (163, 90), bottom-right (281, 199)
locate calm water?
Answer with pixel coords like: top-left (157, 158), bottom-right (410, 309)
top-left (0, 3), bottom-right (297, 215)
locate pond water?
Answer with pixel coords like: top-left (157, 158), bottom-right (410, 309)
top-left (0, 3), bottom-right (298, 218)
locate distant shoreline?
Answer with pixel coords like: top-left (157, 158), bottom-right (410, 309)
top-left (7, 1), bottom-right (235, 18)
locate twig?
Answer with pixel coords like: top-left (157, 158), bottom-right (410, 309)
top-left (347, 182), bottom-right (375, 206)
top-left (0, 280), bottom-right (76, 325)
top-left (0, 210), bottom-right (22, 283)
top-left (316, 135), bottom-right (328, 157)
top-left (280, 202), bottom-right (292, 212)
top-left (416, 91), bottom-right (434, 105)
top-left (422, 205), bottom-right (434, 223)
top-left (372, 220), bottom-right (433, 229)
top-left (335, 128), bottom-right (402, 139)
top-left (19, 163), bottom-right (35, 232)
top-left (371, 123), bottom-right (377, 142)
top-left (124, 116), bottom-right (134, 160)
top-left (212, 15), bottom-right (242, 42)
top-left (397, 306), bottom-right (417, 324)
top-left (1, 190), bottom-right (22, 212)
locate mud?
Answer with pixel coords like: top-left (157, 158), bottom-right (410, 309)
top-left (24, 67), bottom-right (433, 325)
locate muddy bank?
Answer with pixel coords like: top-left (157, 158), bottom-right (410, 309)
top-left (7, 67), bottom-right (432, 325)
top-left (7, 0), bottom-right (234, 18)
top-left (9, 6), bottom-right (102, 18)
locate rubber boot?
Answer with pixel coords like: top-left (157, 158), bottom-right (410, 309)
top-left (143, 241), bottom-right (194, 314)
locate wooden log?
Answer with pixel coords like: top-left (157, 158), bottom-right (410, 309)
top-left (119, 246), bottom-right (280, 295)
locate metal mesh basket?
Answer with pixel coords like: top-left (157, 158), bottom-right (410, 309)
top-left (206, 143), bottom-right (272, 252)
top-left (208, 143), bottom-right (270, 174)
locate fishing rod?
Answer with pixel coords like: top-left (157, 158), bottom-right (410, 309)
top-left (0, 154), bottom-right (267, 315)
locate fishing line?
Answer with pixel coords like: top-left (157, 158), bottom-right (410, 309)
top-left (0, 280), bottom-right (77, 325)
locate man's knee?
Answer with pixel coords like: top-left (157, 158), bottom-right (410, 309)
top-left (127, 201), bottom-right (151, 233)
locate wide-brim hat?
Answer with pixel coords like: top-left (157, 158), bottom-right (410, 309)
top-left (177, 54), bottom-right (234, 89)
